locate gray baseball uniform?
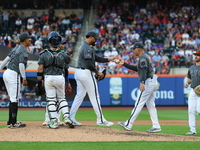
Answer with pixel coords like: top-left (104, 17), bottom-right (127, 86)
top-left (186, 65), bottom-right (200, 134)
top-left (122, 53), bottom-right (161, 131)
top-left (3, 45), bottom-right (28, 102)
top-left (70, 41), bottom-right (113, 126)
top-left (0, 44), bottom-right (28, 126)
top-left (38, 49), bottom-right (71, 122)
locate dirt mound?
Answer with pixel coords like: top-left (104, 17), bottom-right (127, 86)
top-left (1, 125), bottom-right (200, 142)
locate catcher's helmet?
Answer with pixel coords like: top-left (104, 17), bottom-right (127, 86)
top-left (48, 31), bottom-right (62, 48)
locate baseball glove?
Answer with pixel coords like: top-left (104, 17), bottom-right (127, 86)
top-left (65, 84), bottom-right (73, 95)
top-left (194, 85), bottom-right (200, 95)
top-left (95, 68), bottom-right (106, 81)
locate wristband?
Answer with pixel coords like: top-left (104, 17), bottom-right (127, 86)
top-left (65, 76), bottom-right (69, 84)
top-left (140, 81), bottom-right (145, 84)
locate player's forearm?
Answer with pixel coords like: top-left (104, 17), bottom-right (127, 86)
top-left (186, 78), bottom-right (191, 85)
top-left (139, 69), bottom-right (148, 83)
top-left (0, 56), bottom-right (11, 71)
top-left (95, 55), bottom-right (109, 62)
top-left (123, 62), bottom-right (138, 71)
top-left (19, 63), bottom-right (26, 80)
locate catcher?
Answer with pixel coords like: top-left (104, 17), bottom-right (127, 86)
top-left (37, 31), bottom-right (74, 129)
top-left (184, 50), bottom-right (200, 135)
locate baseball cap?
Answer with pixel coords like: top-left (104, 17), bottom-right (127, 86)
top-left (86, 31), bottom-right (99, 39)
top-left (19, 32), bottom-right (32, 42)
top-left (132, 42), bottom-right (144, 49)
top-left (193, 50), bottom-right (200, 56)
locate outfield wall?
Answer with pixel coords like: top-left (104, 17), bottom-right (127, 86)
top-left (0, 72), bottom-right (189, 107)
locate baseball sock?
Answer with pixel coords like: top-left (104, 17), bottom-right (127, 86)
top-left (7, 101), bottom-right (12, 125)
top-left (10, 102), bottom-right (18, 125)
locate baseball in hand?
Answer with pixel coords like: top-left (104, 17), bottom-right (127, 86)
top-left (115, 59), bottom-right (120, 63)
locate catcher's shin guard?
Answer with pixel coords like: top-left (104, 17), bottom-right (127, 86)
top-left (46, 99), bottom-right (57, 122)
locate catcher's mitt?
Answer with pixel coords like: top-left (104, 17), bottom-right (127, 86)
top-left (95, 68), bottom-right (106, 81)
top-left (65, 84), bottom-right (73, 95)
top-left (194, 85), bottom-right (200, 95)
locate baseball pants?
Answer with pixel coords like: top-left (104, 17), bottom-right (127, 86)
top-left (124, 75), bottom-right (161, 129)
top-left (188, 89), bottom-right (200, 133)
top-left (70, 68), bottom-right (106, 124)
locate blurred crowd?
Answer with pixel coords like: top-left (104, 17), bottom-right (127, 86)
top-left (0, 7), bottom-right (84, 56)
top-left (93, 0), bottom-right (200, 75)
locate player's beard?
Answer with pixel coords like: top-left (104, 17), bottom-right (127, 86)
top-left (91, 42), bottom-right (96, 46)
top-left (195, 57), bottom-right (200, 62)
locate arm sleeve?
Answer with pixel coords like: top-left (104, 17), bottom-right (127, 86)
top-left (140, 69), bottom-right (148, 82)
top-left (95, 54), bottom-right (109, 62)
top-left (0, 56), bottom-right (11, 71)
top-left (187, 69), bottom-right (191, 79)
top-left (139, 57), bottom-right (148, 82)
top-left (123, 62), bottom-right (138, 71)
top-left (19, 51), bottom-right (28, 65)
top-left (85, 59), bottom-right (98, 73)
top-left (19, 63), bottom-right (26, 80)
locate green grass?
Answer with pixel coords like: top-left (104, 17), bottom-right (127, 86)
top-left (1, 141), bottom-right (200, 150)
top-left (1, 109), bottom-right (200, 150)
top-left (0, 110), bottom-right (195, 121)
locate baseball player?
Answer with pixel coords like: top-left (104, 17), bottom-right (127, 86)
top-left (37, 31), bottom-right (74, 129)
top-left (42, 42), bottom-right (70, 127)
top-left (117, 42), bottom-right (161, 133)
top-left (184, 50), bottom-right (200, 135)
top-left (0, 32), bottom-right (32, 128)
top-left (69, 31), bottom-right (115, 127)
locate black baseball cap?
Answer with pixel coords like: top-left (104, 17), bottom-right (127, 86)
top-left (193, 50), bottom-right (200, 56)
top-left (19, 32), bottom-right (32, 42)
top-left (86, 31), bottom-right (99, 39)
top-left (132, 42), bottom-right (144, 49)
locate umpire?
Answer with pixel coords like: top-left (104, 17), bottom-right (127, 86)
top-left (184, 50), bottom-right (200, 135)
top-left (0, 32), bottom-right (32, 128)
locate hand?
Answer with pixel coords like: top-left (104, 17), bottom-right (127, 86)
top-left (118, 58), bottom-right (125, 66)
top-left (59, 45), bottom-right (65, 50)
top-left (184, 83), bottom-right (189, 88)
top-left (140, 83), bottom-right (145, 92)
top-left (96, 71), bottom-right (104, 80)
top-left (22, 79), bottom-right (28, 86)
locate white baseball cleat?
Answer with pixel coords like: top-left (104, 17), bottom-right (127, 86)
top-left (71, 119), bottom-right (82, 126)
top-left (186, 131), bottom-right (196, 135)
top-left (42, 121), bottom-right (50, 126)
top-left (146, 127), bottom-right (162, 133)
top-left (97, 121), bottom-right (114, 127)
top-left (118, 122), bottom-right (131, 131)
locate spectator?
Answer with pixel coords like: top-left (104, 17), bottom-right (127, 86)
top-left (161, 53), bottom-right (169, 66)
top-left (104, 49), bottom-right (111, 58)
top-left (27, 16), bottom-right (34, 26)
top-left (4, 33), bottom-right (11, 45)
top-left (77, 12), bottom-right (84, 23)
top-left (152, 52), bottom-right (161, 66)
top-left (34, 38), bottom-right (43, 49)
top-left (65, 27), bottom-right (72, 36)
top-left (110, 47), bottom-right (118, 58)
top-left (3, 9), bottom-right (9, 28)
top-left (171, 49), bottom-right (180, 67)
top-left (15, 17), bottom-right (22, 28)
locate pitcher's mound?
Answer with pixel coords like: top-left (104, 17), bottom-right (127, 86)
top-left (1, 125), bottom-right (200, 142)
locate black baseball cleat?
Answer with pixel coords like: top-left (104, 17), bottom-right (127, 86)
top-left (10, 122), bottom-right (26, 129)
